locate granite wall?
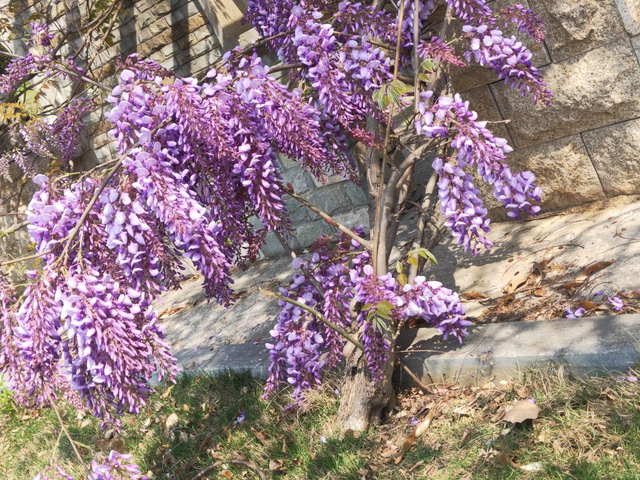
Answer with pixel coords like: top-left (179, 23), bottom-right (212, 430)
top-left (2, 0), bottom-right (639, 264)
top-left (456, 0), bottom-right (640, 218)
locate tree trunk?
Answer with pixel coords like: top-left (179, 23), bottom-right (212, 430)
top-left (336, 344), bottom-right (396, 431)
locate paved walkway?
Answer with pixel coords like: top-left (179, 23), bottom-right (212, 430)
top-left (158, 195), bottom-right (640, 374)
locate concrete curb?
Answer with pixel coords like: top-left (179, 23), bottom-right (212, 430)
top-left (396, 314), bottom-right (640, 386)
top-left (174, 342), bottom-right (271, 379)
top-left (175, 314), bottom-right (640, 385)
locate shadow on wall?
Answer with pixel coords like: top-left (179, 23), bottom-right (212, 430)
top-left (198, 0), bottom-right (251, 49)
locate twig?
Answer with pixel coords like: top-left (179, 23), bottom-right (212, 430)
top-left (372, 0), bottom-right (406, 275)
top-left (399, 359), bottom-right (433, 394)
top-left (213, 31), bottom-right (294, 68)
top-left (0, 220), bottom-right (28, 235)
top-left (260, 288), bottom-right (364, 351)
top-left (285, 189), bottom-right (371, 249)
top-left (268, 62), bottom-right (305, 74)
top-left (49, 429), bottom-right (64, 465)
top-left (46, 391), bottom-right (91, 474)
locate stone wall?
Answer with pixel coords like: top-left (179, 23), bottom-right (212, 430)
top-left (2, 0), bottom-right (640, 264)
top-left (455, 0), bottom-right (640, 219)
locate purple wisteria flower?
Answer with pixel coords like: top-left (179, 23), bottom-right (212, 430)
top-left (608, 296), bottom-right (625, 312)
top-left (565, 307), bottom-right (585, 319)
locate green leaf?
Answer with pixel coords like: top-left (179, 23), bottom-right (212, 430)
top-left (395, 262), bottom-right (403, 274)
top-left (421, 58), bottom-right (436, 73)
top-left (408, 256), bottom-right (419, 267)
top-left (388, 80), bottom-right (413, 96)
top-left (397, 273), bottom-right (407, 287)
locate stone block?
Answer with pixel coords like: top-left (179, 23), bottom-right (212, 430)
top-left (280, 166), bottom-right (313, 194)
top-left (139, 29), bottom-right (174, 56)
top-left (491, 135), bottom-right (604, 217)
top-left (94, 144), bottom-right (115, 164)
top-left (118, 17), bottom-right (137, 38)
top-left (582, 118), bottom-right (640, 196)
top-left (449, 0), bottom-right (551, 93)
top-left (464, 85), bottom-right (512, 144)
top-left (283, 195), bottom-right (309, 223)
top-left (293, 219), bottom-right (336, 247)
top-left (310, 172), bottom-right (348, 188)
top-left (150, 1), bottom-right (172, 16)
top-left (344, 181), bottom-right (368, 207)
top-left (91, 132), bottom-right (111, 150)
top-left (615, 0), bottom-right (640, 35)
top-left (302, 183), bottom-right (352, 218)
top-left (634, 35), bottom-right (640, 62)
top-left (139, 17), bottom-right (170, 43)
top-left (528, 0), bottom-right (627, 62)
top-left (277, 154), bottom-right (298, 170)
top-left (333, 206), bottom-right (370, 231)
top-left (200, 0), bottom-right (252, 50)
top-left (260, 231), bottom-right (300, 258)
top-left (397, 315), bottom-right (640, 387)
top-left (492, 39), bottom-right (640, 148)
top-left (189, 51), bottom-right (213, 74)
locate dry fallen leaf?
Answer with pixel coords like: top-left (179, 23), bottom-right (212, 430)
top-left (110, 437), bottom-right (125, 452)
top-left (533, 289), bottom-right (546, 297)
top-left (220, 470), bottom-right (233, 479)
top-left (199, 434), bottom-right (214, 453)
top-left (494, 452), bottom-right (518, 468)
top-left (564, 260), bottom-right (615, 290)
top-left (504, 268), bottom-right (530, 294)
top-left (461, 428), bottom-right (473, 445)
top-left (520, 462), bottom-right (545, 472)
top-left (165, 413), bottom-right (179, 430)
top-left (395, 408), bottom-right (436, 464)
top-left (582, 259), bottom-right (615, 276)
top-left (461, 291), bottom-right (488, 300)
top-left (269, 459), bottom-right (283, 471)
top-left (503, 400), bottom-right (540, 424)
top-left (577, 300), bottom-right (597, 310)
top-left (453, 406), bottom-right (474, 416)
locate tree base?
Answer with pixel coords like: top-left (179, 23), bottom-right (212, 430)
top-left (336, 350), bottom-right (395, 431)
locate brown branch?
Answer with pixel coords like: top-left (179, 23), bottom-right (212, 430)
top-left (268, 62), bottom-right (305, 75)
top-left (372, 0), bottom-right (406, 276)
top-left (213, 31), bottom-right (294, 68)
top-left (0, 220), bottom-right (28, 236)
top-left (285, 189), bottom-right (371, 249)
top-left (399, 359), bottom-right (433, 394)
top-left (260, 288), bottom-right (365, 351)
top-left (408, 170), bottom-right (439, 282)
top-left (46, 391), bottom-right (91, 475)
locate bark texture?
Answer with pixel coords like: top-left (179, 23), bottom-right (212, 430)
top-left (336, 346), bottom-right (395, 431)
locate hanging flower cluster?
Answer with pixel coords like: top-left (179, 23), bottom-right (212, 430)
top-left (462, 24), bottom-right (551, 104)
top-left (0, 22), bottom-right (97, 175)
top-left (265, 231), bottom-right (469, 398)
top-left (1, 49), bottom-right (362, 423)
top-left (416, 91), bottom-right (541, 253)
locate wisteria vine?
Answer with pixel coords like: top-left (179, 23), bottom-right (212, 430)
top-left (0, 0), bottom-right (553, 454)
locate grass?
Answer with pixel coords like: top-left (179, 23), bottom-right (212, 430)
top-left (1, 365), bottom-right (640, 479)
